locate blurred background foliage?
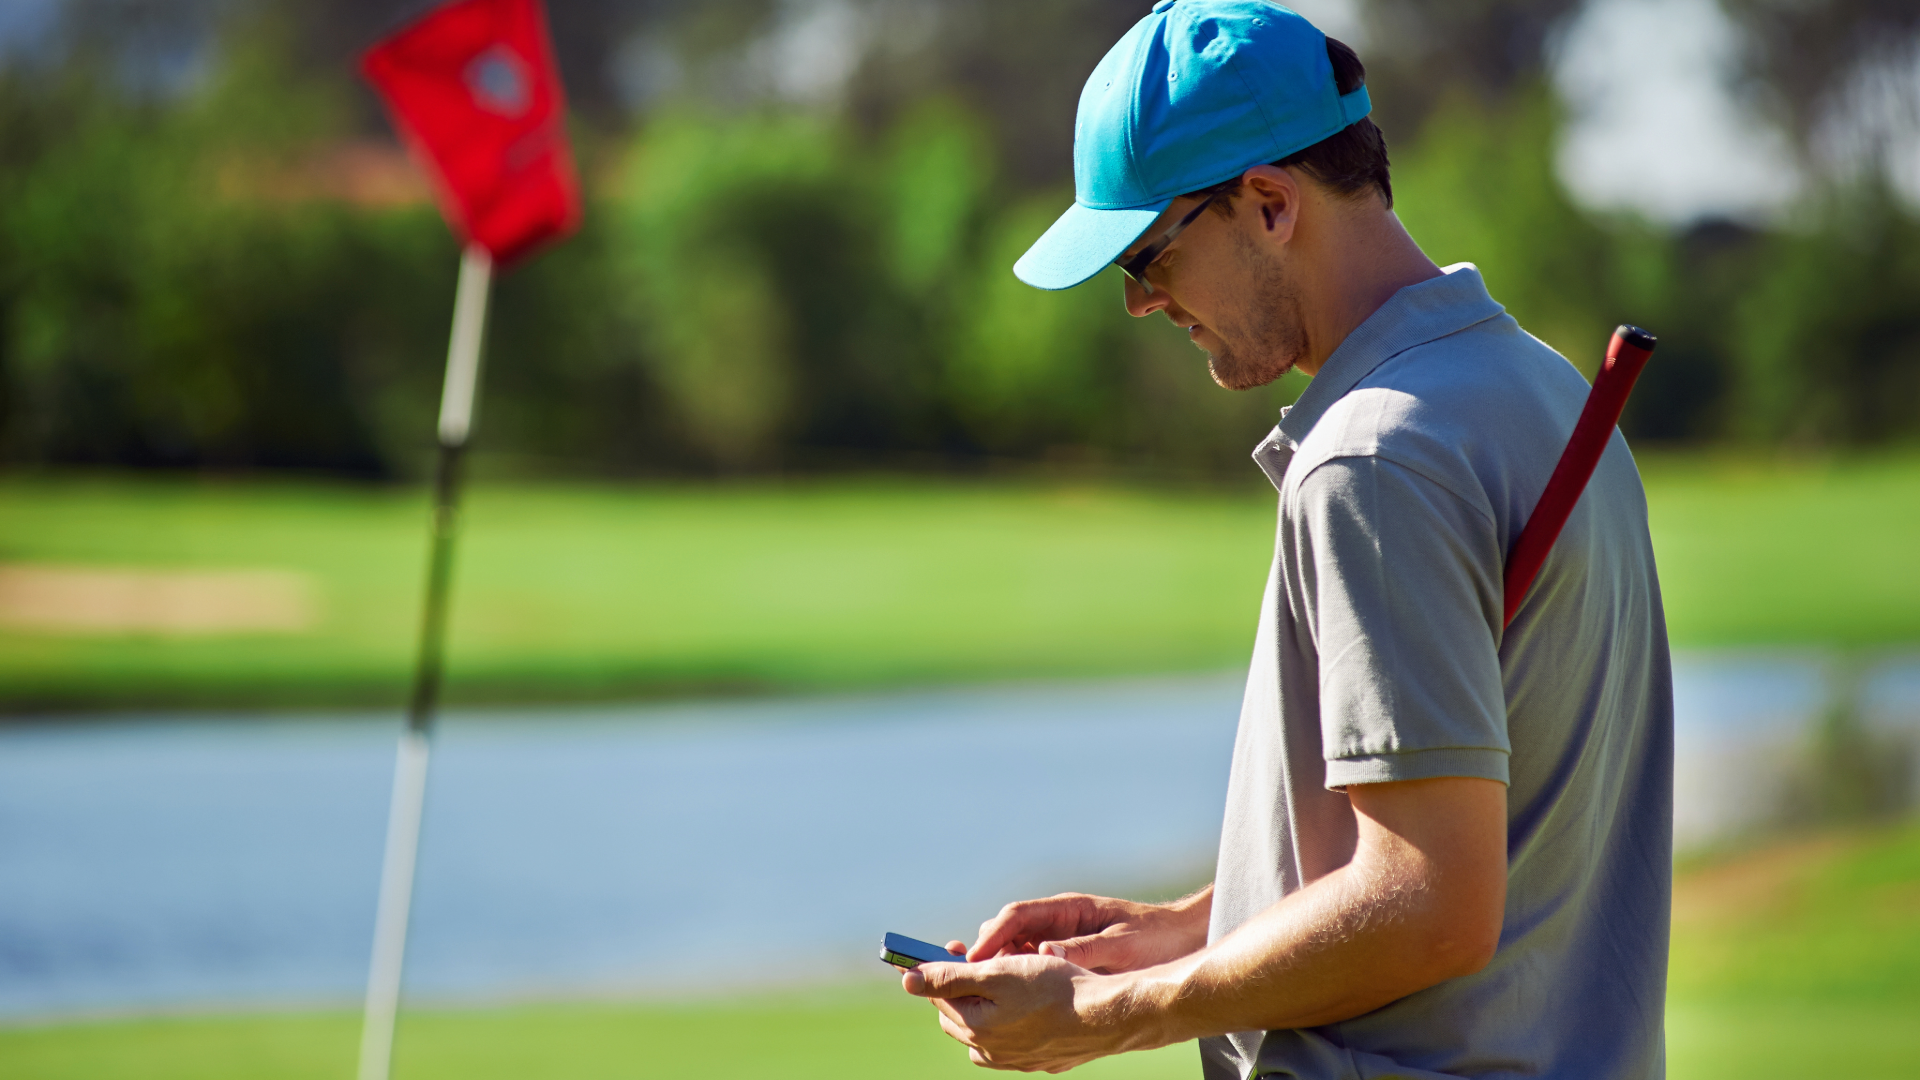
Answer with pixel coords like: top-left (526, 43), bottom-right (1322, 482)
top-left (0, 0), bottom-right (1916, 481)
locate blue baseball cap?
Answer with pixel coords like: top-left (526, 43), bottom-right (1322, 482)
top-left (1013, 0), bottom-right (1371, 291)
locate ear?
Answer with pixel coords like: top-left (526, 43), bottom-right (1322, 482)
top-left (1239, 165), bottom-right (1300, 246)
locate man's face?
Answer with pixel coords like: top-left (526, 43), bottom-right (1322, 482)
top-left (1120, 188), bottom-right (1307, 391)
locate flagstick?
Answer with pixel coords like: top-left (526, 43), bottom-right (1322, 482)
top-left (358, 244), bottom-right (493, 1080)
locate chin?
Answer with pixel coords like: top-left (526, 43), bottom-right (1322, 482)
top-left (1206, 348), bottom-right (1295, 392)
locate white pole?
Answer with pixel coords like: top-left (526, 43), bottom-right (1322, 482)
top-left (357, 244), bottom-right (493, 1080)
top-left (437, 247), bottom-right (494, 447)
top-left (356, 729), bottom-right (430, 1080)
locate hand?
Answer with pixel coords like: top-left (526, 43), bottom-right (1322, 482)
top-left (968, 890), bottom-right (1210, 974)
top-left (903, 952), bottom-right (1145, 1072)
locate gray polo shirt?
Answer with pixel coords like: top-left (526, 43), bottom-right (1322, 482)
top-left (1199, 265), bottom-right (1672, 1079)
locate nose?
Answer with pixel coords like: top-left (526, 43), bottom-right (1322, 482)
top-left (1123, 273), bottom-right (1171, 318)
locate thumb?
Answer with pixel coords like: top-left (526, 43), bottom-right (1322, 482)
top-left (905, 960), bottom-right (996, 1001)
top-left (1038, 934), bottom-right (1122, 971)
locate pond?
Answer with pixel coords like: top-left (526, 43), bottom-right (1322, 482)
top-left (1, 675), bottom-right (1241, 1019)
top-left (2, 657), bottom-right (1916, 1020)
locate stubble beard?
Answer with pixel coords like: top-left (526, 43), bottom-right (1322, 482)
top-left (1201, 235), bottom-right (1307, 392)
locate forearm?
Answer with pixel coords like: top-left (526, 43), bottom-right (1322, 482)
top-left (1127, 868), bottom-right (1435, 1041)
top-left (909, 779), bottom-right (1505, 1073)
top-left (1102, 834), bottom-right (1499, 1045)
top-left (1153, 883), bottom-right (1214, 949)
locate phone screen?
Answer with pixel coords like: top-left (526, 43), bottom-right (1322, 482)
top-left (881, 932), bottom-right (966, 968)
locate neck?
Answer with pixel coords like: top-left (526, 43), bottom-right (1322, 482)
top-left (1292, 201), bottom-right (1442, 378)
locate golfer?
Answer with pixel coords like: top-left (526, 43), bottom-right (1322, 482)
top-left (900, 3), bottom-right (1673, 1077)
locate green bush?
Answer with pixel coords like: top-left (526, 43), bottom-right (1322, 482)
top-left (3, 21), bottom-right (1917, 479)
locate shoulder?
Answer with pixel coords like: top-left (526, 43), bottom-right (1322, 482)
top-left (1287, 316), bottom-right (1590, 521)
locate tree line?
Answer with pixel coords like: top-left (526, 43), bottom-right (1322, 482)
top-left (1, 1), bottom-right (1915, 479)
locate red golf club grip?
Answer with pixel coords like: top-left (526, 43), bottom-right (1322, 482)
top-left (1502, 324), bottom-right (1657, 629)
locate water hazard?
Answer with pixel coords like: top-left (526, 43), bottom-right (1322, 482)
top-left (3, 658), bottom-right (1916, 1019)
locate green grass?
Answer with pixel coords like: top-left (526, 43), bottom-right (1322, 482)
top-left (1664, 820), bottom-right (1920, 1078)
top-left (1666, 1000), bottom-right (1920, 1080)
top-left (6, 824), bottom-right (1916, 1079)
top-left (0, 476), bottom-right (1277, 710)
top-left (1639, 452), bottom-right (1920, 648)
top-left (0, 984), bottom-right (1199, 1080)
top-left (1670, 827), bottom-right (1920, 1007)
top-left (1, 452), bottom-right (1916, 710)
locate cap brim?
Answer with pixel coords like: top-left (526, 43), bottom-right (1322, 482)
top-left (1012, 199), bottom-right (1172, 290)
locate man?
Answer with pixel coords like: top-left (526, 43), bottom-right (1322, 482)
top-left (899, 3), bottom-right (1673, 1077)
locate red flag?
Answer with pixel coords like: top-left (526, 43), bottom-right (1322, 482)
top-left (361, 0), bottom-right (581, 266)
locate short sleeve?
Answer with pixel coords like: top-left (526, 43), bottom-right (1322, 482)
top-left (1292, 454), bottom-right (1510, 788)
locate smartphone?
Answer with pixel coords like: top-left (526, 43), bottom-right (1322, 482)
top-left (880, 932), bottom-right (967, 969)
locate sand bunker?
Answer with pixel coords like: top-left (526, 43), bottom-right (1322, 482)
top-left (0, 564), bottom-right (318, 637)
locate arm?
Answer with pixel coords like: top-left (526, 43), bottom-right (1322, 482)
top-left (959, 885), bottom-right (1214, 973)
top-left (905, 776), bottom-right (1506, 1072)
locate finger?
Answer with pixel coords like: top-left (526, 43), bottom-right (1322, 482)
top-left (967, 1041), bottom-right (1010, 1072)
top-left (931, 994), bottom-right (967, 1030)
top-left (908, 960), bottom-right (997, 1000)
top-left (1038, 933), bottom-right (1122, 973)
top-left (935, 1007), bottom-right (975, 1047)
top-left (945, 940), bottom-right (969, 958)
top-left (972, 896), bottom-right (1087, 961)
top-left (932, 991), bottom-right (998, 1039)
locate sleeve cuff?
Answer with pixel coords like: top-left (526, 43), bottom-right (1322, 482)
top-left (1324, 746), bottom-right (1510, 790)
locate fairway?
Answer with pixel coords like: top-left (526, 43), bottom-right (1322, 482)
top-left (7, 823), bottom-right (1916, 1079)
top-left (0, 477), bottom-right (1277, 710)
top-left (1, 453), bottom-right (1916, 710)
top-left (1639, 453), bottom-right (1920, 648)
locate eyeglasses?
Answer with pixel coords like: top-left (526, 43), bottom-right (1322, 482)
top-left (1114, 191), bottom-right (1222, 293)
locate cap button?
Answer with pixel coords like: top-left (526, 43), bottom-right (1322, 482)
top-left (1151, 0), bottom-right (1177, 11)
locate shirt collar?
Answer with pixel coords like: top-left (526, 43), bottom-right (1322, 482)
top-left (1271, 263), bottom-right (1506, 451)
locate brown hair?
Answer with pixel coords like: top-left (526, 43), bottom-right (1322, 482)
top-left (1189, 37), bottom-right (1392, 208)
